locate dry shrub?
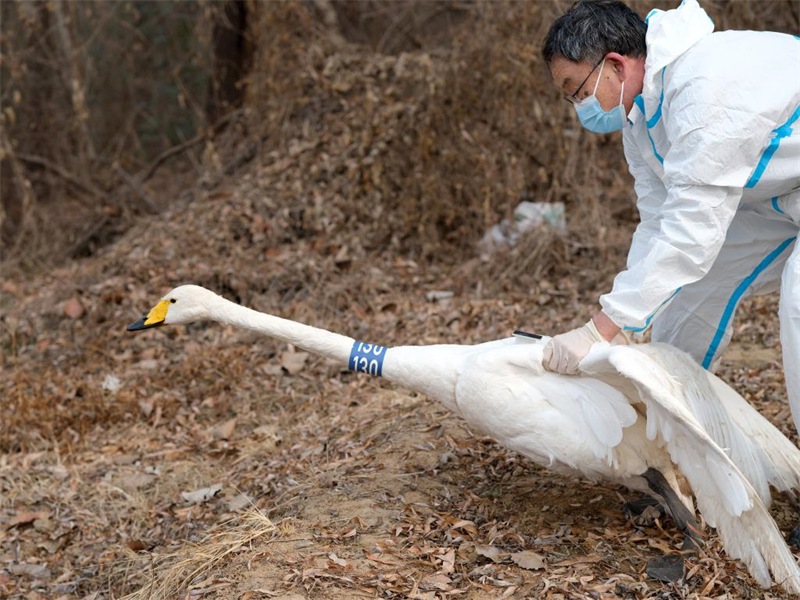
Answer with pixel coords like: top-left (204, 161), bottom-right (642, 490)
top-left (0, 1), bottom-right (215, 269)
top-left (3, 0), bottom-right (797, 277)
top-left (243, 2), bottom-right (618, 263)
top-left (237, 0), bottom-right (797, 285)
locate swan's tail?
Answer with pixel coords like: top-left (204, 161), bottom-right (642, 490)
top-left (652, 397), bottom-right (800, 592)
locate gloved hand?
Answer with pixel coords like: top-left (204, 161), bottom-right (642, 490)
top-left (543, 320), bottom-right (606, 375)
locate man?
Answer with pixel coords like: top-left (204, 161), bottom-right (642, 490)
top-left (541, 0), bottom-right (800, 431)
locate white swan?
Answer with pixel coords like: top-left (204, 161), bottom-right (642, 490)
top-left (128, 284), bottom-right (800, 593)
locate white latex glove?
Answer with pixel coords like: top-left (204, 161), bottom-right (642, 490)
top-left (543, 320), bottom-right (605, 375)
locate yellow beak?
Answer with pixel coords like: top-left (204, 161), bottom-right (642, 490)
top-left (127, 299), bottom-right (169, 331)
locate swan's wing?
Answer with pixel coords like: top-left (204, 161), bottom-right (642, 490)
top-left (580, 344), bottom-right (800, 592)
top-left (635, 344), bottom-right (776, 504)
top-left (706, 372), bottom-right (800, 499)
top-left (455, 341), bottom-right (638, 471)
top-left (512, 340), bottom-right (639, 461)
top-left (533, 376), bottom-right (638, 468)
top-left (638, 343), bottom-right (800, 504)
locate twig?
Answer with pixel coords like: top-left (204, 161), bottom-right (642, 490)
top-left (13, 152), bottom-right (103, 199)
top-left (141, 110), bottom-right (240, 183)
top-left (113, 164), bottom-right (158, 214)
top-left (64, 214), bottom-right (110, 258)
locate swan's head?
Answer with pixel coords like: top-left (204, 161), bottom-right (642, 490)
top-left (127, 285), bottom-right (221, 331)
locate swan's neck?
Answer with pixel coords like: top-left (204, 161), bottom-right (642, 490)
top-left (208, 297), bottom-right (355, 365)
top-left (205, 294), bottom-right (462, 413)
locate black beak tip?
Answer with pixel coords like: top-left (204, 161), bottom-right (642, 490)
top-left (127, 317), bottom-right (148, 332)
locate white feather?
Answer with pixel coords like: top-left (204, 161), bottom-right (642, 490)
top-left (582, 344), bottom-right (800, 590)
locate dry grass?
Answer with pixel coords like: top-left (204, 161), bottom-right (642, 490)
top-left (121, 509), bottom-right (278, 600)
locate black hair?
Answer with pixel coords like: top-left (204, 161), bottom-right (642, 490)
top-left (542, 0), bottom-right (647, 64)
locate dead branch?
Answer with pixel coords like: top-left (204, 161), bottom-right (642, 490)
top-left (113, 164), bottom-right (158, 214)
top-left (13, 152), bottom-right (103, 200)
top-left (141, 110), bottom-right (240, 183)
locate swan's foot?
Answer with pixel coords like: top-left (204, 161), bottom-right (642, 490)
top-left (645, 553), bottom-right (685, 583)
top-left (681, 533), bottom-right (699, 553)
top-left (623, 495), bottom-right (664, 521)
top-left (787, 491), bottom-right (800, 512)
top-left (636, 469), bottom-right (701, 584)
top-left (643, 534), bottom-right (697, 583)
top-left (788, 524), bottom-right (800, 549)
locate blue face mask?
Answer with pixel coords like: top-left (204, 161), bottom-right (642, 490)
top-left (574, 60), bottom-right (626, 134)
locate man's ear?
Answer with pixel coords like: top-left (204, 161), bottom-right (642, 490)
top-left (604, 52), bottom-right (629, 81)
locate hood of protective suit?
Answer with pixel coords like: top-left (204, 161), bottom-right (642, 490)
top-left (642, 0), bottom-right (714, 98)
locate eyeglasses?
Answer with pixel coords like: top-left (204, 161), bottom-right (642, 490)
top-left (565, 57), bottom-right (604, 104)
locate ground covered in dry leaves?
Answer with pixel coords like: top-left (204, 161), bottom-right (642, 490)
top-left (2, 180), bottom-right (797, 600)
top-left (2, 3), bottom-right (799, 599)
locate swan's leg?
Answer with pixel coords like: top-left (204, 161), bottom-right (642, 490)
top-left (643, 468), bottom-right (703, 541)
top-left (640, 468), bottom-right (704, 583)
top-left (775, 490), bottom-right (800, 548)
top-left (781, 488), bottom-right (800, 548)
top-left (788, 526), bottom-right (800, 549)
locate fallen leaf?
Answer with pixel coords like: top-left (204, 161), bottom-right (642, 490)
top-left (32, 517), bottom-right (54, 533)
top-left (37, 539), bottom-right (65, 555)
top-left (120, 472), bottom-right (155, 492)
top-left (365, 552), bottom-right (403, 566)
top-left (279, 350), bottom-right (308, 374)
top-left (437, 548), bottom-right (455, 574)
top-left (476, 544), bottom-right (507, 563)
top-left (510, 550), bottom-right (546, 570)
top-left (139, 398), bottom-right (154, 417)
top-left (227, 493), bottom-right (252, 511)
top-left (209, 417), bottom-right (237, 441)
top-left (8, 563), bottom-right (51, 580)
top-left (8, 511), bottom-right (49, 528)
top-left (551, 555), bottom-right (604, 567)
top-left (425, 290), bottom-right (453, 302)
top-left (127, 539), bottom-right (153, 552)
top-left (63, 297), bottom-right (85, 319)
top-left (448, 518), bottom-right (477, 536)
top-left (327, 553), bottom-right (350, 568)
top-left (646, 554), bottom-right (685, 583)
top-left (102, 374), bottom-right (122, 393)
top-left (48, 464), bottom-right (69, 480)
top-left (419, 573), bottom-right (451, 591)
top-left (241, 590), bottom-right (279, 599)
top-left (181, 484), bottom-right (222, 504)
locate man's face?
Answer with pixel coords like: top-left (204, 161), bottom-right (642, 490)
top-left (548, 54), bottom-right (644, 115)
top-left (549, 55), bottom-right (618, 110)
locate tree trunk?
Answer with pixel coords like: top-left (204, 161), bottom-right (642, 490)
top-left (52, 1), bottom-right (95, 164)
top-left (207, 0), bottom-right (250, 123)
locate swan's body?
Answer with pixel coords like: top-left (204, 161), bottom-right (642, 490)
top-left (129, 285), bottom-right (800, 592)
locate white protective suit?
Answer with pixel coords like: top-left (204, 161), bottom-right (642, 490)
top-left (598, 0), bottom-right (800, 430)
